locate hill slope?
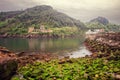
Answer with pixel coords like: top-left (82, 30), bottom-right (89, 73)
top-left (0, 5), bottom-right (85, 34)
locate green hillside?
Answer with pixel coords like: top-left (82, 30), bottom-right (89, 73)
top-left (0, 5), bottom-right (85, 35)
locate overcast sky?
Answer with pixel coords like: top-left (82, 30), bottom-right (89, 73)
top-left (0, 0), bottom-right (120, 24)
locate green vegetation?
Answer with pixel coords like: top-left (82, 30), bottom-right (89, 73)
top-left (38, 26), bottom-right (83, 38)
top-left (9, 27), bottom-right (27, 34)
top-left (1, 24), bottom-right (83, 37)
top-left (0, 21), bottom-right (8, 28)
top-left (106, 24), bottom-right (120, 32)
top-left (51, 27), bottom-right (80, 37)
top-left (86, 22), bottom-right (120, 32)
top-left (86, 22), bottom-right (105, 29)
top-left (0, 5), bottom-right (85, 35)
top-left (12, 58), bottom-right (120, 80)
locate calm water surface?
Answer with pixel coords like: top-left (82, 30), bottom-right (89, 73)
top-left (0, 37), bottom-right (91, 58)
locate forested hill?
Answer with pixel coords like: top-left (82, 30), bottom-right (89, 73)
top-left (0, 5), bottom-right (85, 34)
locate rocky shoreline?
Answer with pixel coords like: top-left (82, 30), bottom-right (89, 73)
top-left (85, 32), bottom-right (120, 59)
top-left (0, 46), bottom-right (58, 80)
top-left (0, 33), bottom-right (79, 39)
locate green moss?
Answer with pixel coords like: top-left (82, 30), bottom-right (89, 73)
top-left (11, 58), bottom-right (120, 80)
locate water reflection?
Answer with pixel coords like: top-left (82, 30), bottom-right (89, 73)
top-left (0, 37), bottom-right (91, 57)
top-left (0, 38), bottom-right (83, 52)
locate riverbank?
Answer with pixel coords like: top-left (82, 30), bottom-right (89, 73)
top-left (0, 27), bottom-right (84, 39)
top-left (0, 46), bottom-right (58, 66)
top-left (0, 34), bottom-right (79, 38)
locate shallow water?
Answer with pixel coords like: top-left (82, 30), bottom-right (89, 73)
top-left (69, 46), bottom-right (91, 58)
top-left (0, 37), bottom-right (91, 58)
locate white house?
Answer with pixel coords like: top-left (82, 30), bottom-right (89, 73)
top-left (86, 29), bottom-right (104, 35)
top-left (85, 29), bottom-right (104, 40)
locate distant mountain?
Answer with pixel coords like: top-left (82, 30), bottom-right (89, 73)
top-left (0, 5), bottom-right (85, 34)
top-left (86, 17), bottom-right (120, 32)
top-left (90, 16), bottom-right (109, 25)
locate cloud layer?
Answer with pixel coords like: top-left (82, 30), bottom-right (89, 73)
top-left (0, 0), bottom-right (120, 24)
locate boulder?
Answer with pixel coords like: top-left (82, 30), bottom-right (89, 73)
top-left (0, 55), bottom-right (18, 80)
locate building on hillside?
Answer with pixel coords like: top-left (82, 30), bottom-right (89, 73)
top-left (28, 24), bottom-right (53, 33)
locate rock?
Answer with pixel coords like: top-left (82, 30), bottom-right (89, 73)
top-left (3, 33), bottom-right (8, 38)
top-left (85, 32), bottom-right (120, 59)
top-left (95, 74), bottom-right (99, 78)
top-left (16, 52), bottom-right (25, 57)
top-left (0, 56), bottom-right (18, 80)
top-left (64, 56), bottom-right (70, 59)
top-left (45, 58), bottom-right (51, 62)
top-left (66, 59), bottom-right (73, 63)
top-left (112, 73), bottom-right (120, 79)
top-left (91, 53), bottom-right (98, 58)
top-left (0, 46), bottom-right (11, 54)
top-left (58, 59), bottom-right (66, 64)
